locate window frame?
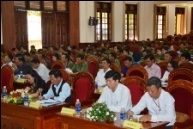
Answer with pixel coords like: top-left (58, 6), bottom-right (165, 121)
top-left (95, 2), bottom-right (112, 42)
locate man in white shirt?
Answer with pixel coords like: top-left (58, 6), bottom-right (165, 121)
top-left (1, 54), bottom-right (16, 70)
top-left (31, 58), bottom-right (50, 83)
top-left (144, 53), bottom-right (161, 79)
top-left (39, 69), bottom-right (71, 102)
top-left (95, 58), bottom-right (111, 89)
top-left (127, 77), bottom-right (176, 129)
top-left (97, 70), bottom-right (132, 112)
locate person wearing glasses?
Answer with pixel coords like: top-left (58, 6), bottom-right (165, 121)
top-left (127, 77), bottom-right (176, 129)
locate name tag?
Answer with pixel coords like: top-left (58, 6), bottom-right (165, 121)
top-left (123, 120), bottom-right (143, 129)
top-left (61, 107), bottom-right (75, 116)
top-left (29, 102), bottom-right (42, 109)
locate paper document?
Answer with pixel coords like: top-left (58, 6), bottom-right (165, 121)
top-left (36, 99), bottom-right (57, 104)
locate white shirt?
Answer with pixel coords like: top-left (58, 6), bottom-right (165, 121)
top-left (97, 83), bottom-right (132, 112)
top-left (43, 79), bottom-right (71, 102)
top-left (131, 89), bottom-right (176, 126)
top-left (161, 71), bottom-right (170, 82)
top-left (95, 68), bottom-right (111, 87)
top-left (145, 63), bottom-right (161, 79)
top-left (33, 63), bottom-right (50, 83)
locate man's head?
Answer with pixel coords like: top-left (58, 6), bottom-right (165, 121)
top-left (4, 54), bottom-right (13, 63)
top-left (23, 52), bottom-right (31, 62)
top-left (61, 53), bottom-right (70, 63)
top-left (15, 54), bottom-right (25, 67)
top-left (180, 52), bottom-right (191, 63)
top-left (101, 58), bottom-right (111, 70)
top-left (124, 56), bottom-right (133, 67)
top-left (49, 69), bottom-right (62, 85)
top-left (164, 52), bottom-right (172, 63)
top-left (146, 77), bottom-right (162, 99)
top-left (144, 53), bottom-right (155, 67)
top-left (104, 70), bottom-right (121, 92)
top-left (76, 54), bottom-right (85, 64)
top-left (108, 52), bottom-right (116, 62)
top-left (31, 58), bottom-right (40, 69)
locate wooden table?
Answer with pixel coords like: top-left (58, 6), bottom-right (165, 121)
top-left (56, 112), bottom-right (169, 129)
top-left (1, 101), bottom-right (70, 129)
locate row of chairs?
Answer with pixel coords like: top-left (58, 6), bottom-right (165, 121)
top-left (1, 64), bottom-right (193, 128)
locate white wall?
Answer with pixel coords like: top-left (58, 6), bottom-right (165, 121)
top-left (112, 1), bottom-right (124, 42)
top-left (79, 1), bottom-right (95, 43)
top-left (79, 1), bottom-right (192, 43)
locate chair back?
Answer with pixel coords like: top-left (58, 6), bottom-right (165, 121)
top-left (122, 76), bottom-right (146, 105)
top-left (178, 63), bottom-right (193, 71)
top-left (168, 68), bottom-right (193, 85)
top-left (51, 60), bottom-right (65, 69)
top-left (110, 64), bottom-right (121, 73)
top-left (126, 65), bottom-right (148, 83)
top-left (87, 59), bottom-right (99, 78)
top-left (72, 72), bottom-right (95, 104)
top-left (60, 69), bottom-right (72, 86)
top-left (157, 62), bottom-right (168, 78)
top-left (1, 65), bottom-right (14, 93)
top-left (118, 55), bottom-right (127, 69)
top-left (167, 80), bottom-right (193, 120)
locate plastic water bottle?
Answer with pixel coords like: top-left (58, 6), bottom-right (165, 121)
top-left (120, 107), bottom-right (127, 123)
top-left (75, 99), bottom-right (81, 117)
top-left (2, 86), bottom-right (7, 102)
top-left (23, 92), bottom-right (29, 106)
top-left (20, 71), bottom-right (23, 78)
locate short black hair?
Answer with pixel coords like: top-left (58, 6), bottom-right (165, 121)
top-left (62, 53), bottom-right (70, 61)
top-left (15, 53), bottom-right (25, 62)
top-left (124, 56), bottom-right (133, 62)
top-left (146, 77), bottom-right (162, 89)
top-left (102, 58), bottom-right (111, 65)
top-left (77, 54), bottom-right (85, 60)
top-left (7, 54), bottom-right (13, 61)
top-left (181, 52), bottom-right (191, 61)
top-left (144, 53), bottom-right (155, 60)
top-left (52, 53), bottom-right (61, 60)
top-left (105, 70), bottom-right (121, 81)
top-left (31, 58), bottom-right (40, 64)
top-left (49, 69), bottom-right (62, 78)
top-left (169, 60), bottom-right (178, 69)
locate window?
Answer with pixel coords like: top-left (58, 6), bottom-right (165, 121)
top-left (175, 7), bottom-right (185, 35)
top-left (155, 7), bottom-right (166, 39)
top-left (95, 2), bottom-right (112, 42)
top-left (125, 4), bottom-right (138, 41)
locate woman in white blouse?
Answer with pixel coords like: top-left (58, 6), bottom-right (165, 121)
top-left (161, 60), bottom-right (178, 82)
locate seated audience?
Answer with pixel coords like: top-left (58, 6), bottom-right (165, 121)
top-left (97, 70), bottom-right (132, 112)
top-left (179, 52), bottom-right (193, 64)
top-left (14, 54), bottom-right (33, 75)
top-left (161, 60), bottom-right (178, 83)
top-left (24, 70), bottom-right (48, 97)
top-left (1, 54), bottom-right (16, 70)
top-left (61, 53), bottom-right (74, 69)
top-left (108, 52), bottom-right (121, 69)
top-left (144, 53), bottom-right (161, 79)
top-left (127, 77), bottom-right (176, 129)
top-left (31, 58), bottom-right (50, 83)
top-left (95, 58), bottom-right (111, 89)
top-left (39, 69), bottom-right (71, 102)
top-left (70, 54), bottom-right (88, 74)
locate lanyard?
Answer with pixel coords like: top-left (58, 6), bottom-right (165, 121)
top-left (152, 98), bottom-right (161, 111)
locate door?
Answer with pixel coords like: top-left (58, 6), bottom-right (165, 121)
top-left (15, 9), bottom-right (28, 49)
top-left (41, 12), bottom-right (55, 47)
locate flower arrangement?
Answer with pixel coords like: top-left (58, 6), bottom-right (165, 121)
top-left (8, 90), bottom-right (34, 104)
top-left (87, 102), bottom-right (116, 122)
